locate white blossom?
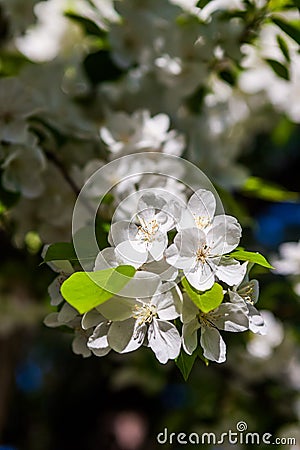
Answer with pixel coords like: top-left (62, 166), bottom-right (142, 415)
top-left (93, 284), bottom-right (181, 363)
top-left (246, 311), bottom-right (284, 359)
top-left (82, 309), bottom-right (111, 357)
top-left (272, 241), bottom-right (300, 276)
top-left (100, 110), bottom-right (185, 158)
top-left (165, 222), bottom-right (246, 290)
top-left (44, 303), bottom-right (92, 358)
top-left (1, 133), bottom-right (46, 198)
top-left (272, 241), bottom-right (300, 296)
top-left (0, 77), bottom-right (40, 144)
top-left (181, 294), bottom-right (249, 363)
top-left (109, 193), bottom-right (177, 266)
top-left (228, 279), bottom-right (266, 335)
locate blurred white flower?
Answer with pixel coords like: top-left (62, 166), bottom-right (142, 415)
top-left (0, 77), bottom-right (40, 144)
top-left (272, 241), bottom-right (300, 296)
top-left (100, 110), bottom-right (185, 158)
top-left (1, 133), bottom-right (46, 198)
top-left (246, 310), bottom-right (284, 359)
top-left (239, 19), bottom-right (300, 123)
top-left (272, 241), bottom-right (300, 276)
top-left (16, 0), bottom-right (80, 62)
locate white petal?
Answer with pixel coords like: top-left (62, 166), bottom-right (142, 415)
top-left (88, 322), bottom-right (111, 356)
top-left (149, 233), bottom-right (168, 261)
top-left (137, 206), bottom-right (156, 223)
top-left (93, 247), bottom-right (119, 271)
top-left (210, 303), bottom-right (249, 332)
top-left (185, 263), bottom-right (215, 291)
top-left (97, 297), bottom-right (136, 321)
top-left (44, 312), bottom-right (60, 328)
top-left (58, 303), bottom-right (78, 323)
top-left (181, 293), bottom-right (199, 324)
top-left (165, 243), bottom-right (196, 270)
top-left (247, 304), bottom-right (267, 335)
top-left (182, 318), bottom-right (200, 355)
top-left (148, 319), bottom-right (181, 364)
top-left (48, 276), bottom-right (65, 306)
top-left (216, 260), bottom-right (247, 286)
top-left (155, 210), bottom-right (175, 233)
top-left (178, 208), bottom-right (196, 230)
top-left (72, 334), bottom-right (91, 358)
top-left (143, 258), bottom-right (178, 281)
top-left (174, 228), bottom-right (206, 257)
top-left (200, 326), bottom-right (226, 363)
top-left (108, 318), bottom-right (146, 353)
top-left (115, 240), bottom-right (148, 268)
top-left (155, 291), bottom-right (180, 320)
top-left (82, 309), bottom-right (105, 330)
top-left (108, 221), bottom-right (138, 246)
top-left (208, 215), bottom-right (242, 255)
top-left (119, 271), bottom-right (161, 298)
top-left (138, 192), bottom-right (165, 213)
top-left (188, 189), bottom-right (216, 223)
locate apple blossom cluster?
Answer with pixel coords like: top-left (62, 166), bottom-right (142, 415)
top-left (45, 189), bottom-right (266, 365)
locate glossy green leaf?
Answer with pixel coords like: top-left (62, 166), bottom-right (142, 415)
top-left (242, 176), bottom-right (299, 201)
top-left (276, 34), bottom-right (291, 62)
top-left (229, 249), bottom-right (274, 269)
top-left (269, 0), bottom-right (296, 10)
top-left (265, 58), bottom-right (289, 80)
top-left (64, 12), bottom-right (108, 37)
top-left (61, 266), bottom-right (136, 314)
top-left (182, 279), bottom-right (224, 313)
top-left (175, 351), bottom-right (198, 381)
top-left (272, 17), bottom-right (300, 45)
top-left (43, 243), bottom-right (78, 263)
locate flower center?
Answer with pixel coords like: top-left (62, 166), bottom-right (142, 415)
top-left (194, 215), bottom-right (211, 230)
top-left (196, 244), bottom-right (211, 263)
top-left (133, 303), bottom-right (157, 325)
top-left (137, 217), bottom-right (159, 243)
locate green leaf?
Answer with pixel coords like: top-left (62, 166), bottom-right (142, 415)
top-left (83, 50), bottom-right (125, 85)
top-left (242, 176), bottom-right (299, 201)
top-left (175, 351), bottom-right (198, 381)
top-left (196, 0), bottom-right (212, 7)
top-left (61, 266), bottom-right (136, 314)
top-left (276, 34), bottom-right (291, 62)
top-left (43, 243), bottom-right (78, 263)
top-left (182, 279), bottom-right (224, 313)
top-left (229, 249), bottom-right (274, 269)
top-left (265, 58), bottom-right (289, 80)
top-left (272, 17), bottom-right (300, 45)
top-left (219, 69), bottom-right (237, 86)
top-left (64, 12), bottom-right (108, 37)
top-left (269, 0), bottom-right (296, 10)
